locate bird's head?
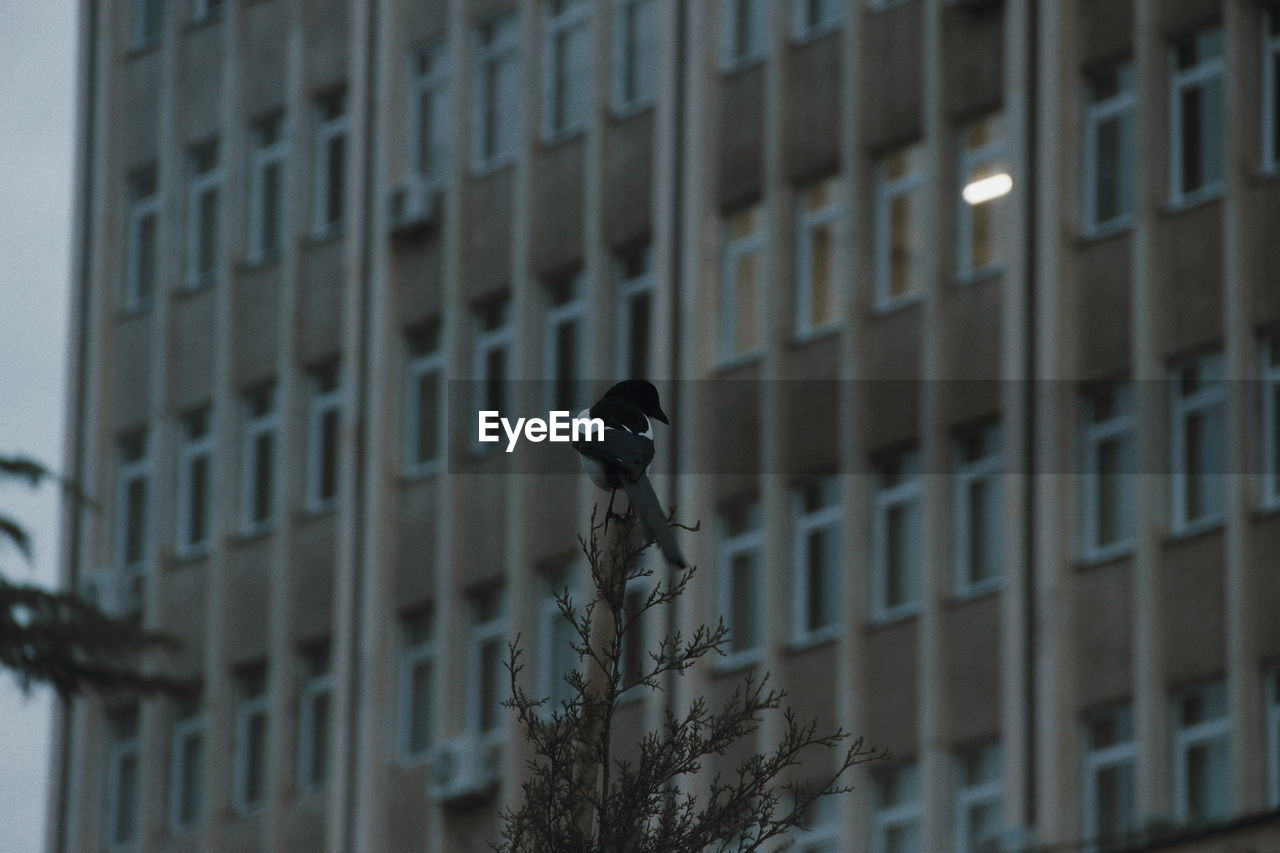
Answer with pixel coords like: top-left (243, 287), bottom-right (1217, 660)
top-left (604, 379), bottom-right (670, 425)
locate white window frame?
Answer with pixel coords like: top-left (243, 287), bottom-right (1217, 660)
top-left (175, 406), bottom-right (214, 558)
top-left (790, 478), bottom-right (841, 646)
top-left (125, 166), bottom-right (159, 312)
top-left (719, 203), bottom-right (766, 364)
top-left (953, 423), bottom-right (1003, 599)
top-left (472, 13), bottom-right (520, 173)
top-left (1170, 351), bottom-right (1225, 536)
top-left (105, 710), bottom-right (141, 850)
top-left (1082, 62), bottom-right (1135, 236)
top-left (615, 245), bottom-right (654, 379)
top-left (541, 0), bottom-right (592, 142)
top-left (792, 0), bottom-right (842, 42)
top-left (874, 144), bottom-right (926, 311)
top-left (405, 327), bottom-right (445, 477)
top-left (168, 712), bottom-right (204, 833)
top-left (538, 568), bottom-right (581, 715)
top-left (1267, 664), bottom-right (1280, 808)
top-left (473, 299), bottom-right (512, 451)
top-left (1081, 704), bottom-right (1137, 853)
top-left (1080, 383), bottom-right (1135, 562)
top-left (721, 0), bottom-right (766, 71)
top-left (1168, 28), bottom-right (1225, 208)
top-left (239, 383), bottom-right (277, 535)
top-left (1262, 336), bottom-right (1280, 510)
top-left (794, 175), bottom-right (842, 339)
top-left (398, 609), bottom-right (437, 763)
top-left (717, 500), bottom-right (763, 669)
top-left (1264, 11), bottom-right (1280, 175)
top-left (297, 645), bottom-right (333, 793)
top-left (611, 0), bottom-right (659, 114)
top-left (312, 91), bottom-right (348, 236)
top-left (232, 669), bottom-right (269, 814)
top-left (469, 590), bottom-right (507, 737)
top-left (957, 114), bottom-right (1009, 280)
top-left (871, 762), bottom-right (921, 853)
top-left (954, 742), bottom-right (1003, 853)
top-left (872, 448), bottom-right (922, 623)
top-left (247, 114), bottom-right (286, 265)
top-left (409, 40), bottom-right (450, 189)
top-left (791, 791), bottom-right (838, 852)
top-left (544, 273), bottom-right (585, 413)
top-left (185, 141), bottom-right (221, 287)
top-left (1171, 680), bottom-right (1230, 825)
top-left (117, 430), bottom-right (150, 572)
top-left (306, 364), bottom-right (343, 513)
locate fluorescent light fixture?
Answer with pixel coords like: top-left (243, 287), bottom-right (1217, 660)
top-left (962, 173), bottom-right (1013, 205)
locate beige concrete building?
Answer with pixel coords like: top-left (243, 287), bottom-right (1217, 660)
top-left (47, 0), bottom-right (1280, 851)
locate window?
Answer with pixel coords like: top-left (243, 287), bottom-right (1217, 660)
top-left (616, 244), bottom-right (654, 379)
top-left (872, 762), bottom-right (921, 853)
top-left (542, 0), bottom-right (591, 140)
top-left (410, 41), bottom-right (450, 187)
top-left (297, 642), bottom-right (333, 791)
top-left (240, 382), bottom-right (277, 533)
top-left (957, 113), bottom-right (1010, 279)
top-left (168, 698), bottom-right (203, 832)
top-left (1264, 11), bottom-right (1280, 173)
top-left (1169, 27), bottom-right (1224, 205)
top-left (955, 741), bottom-right (1002, 853)
top-left (306, 362), bottom-right (342, 512)
top-left (874, 143), bottom-right (925, 309)
top-left (722, 0), bottom-right (765, 69)
top-left (1170, 351), bottom-right (1225, 534)
top-left (1083, 62), bottom-right (1135, 235)
top-left (1172, 679), bottom-right (1229, 825)
top-left (1081, 382), bottom-right (1135, 561)
top-left (405, 322), bottom-right (444, 475)
top-left (539, 569), bottom-right (579, 712)
top-left (248, 113), bottom-right (286, 263)
top-left (125, 164), bottom-right (159, 311)
top-left (718, 498), bottom-right (762, 666)
top-left (791, 793), bottom-right (837, 852)
top-left (1082, 703), bottom-right (1137, 852)
top-left (470, 589), bottom-right (506, 735)
top-left (233, 663), bottom-right (269, 813)
top-left (474, 13), bottom-right (520, 170)
top-left (192, 0), bottom-right (223, 24)
top-left (545, 272), bottom-right (585, 413)
top-left (474, 297), bottom-right (512, 445)
top-left (1262, 336), bottom-right (1280, 509)
top-left (399, 608), bottom-right (436, 761)
top-left (105, 706), bottom-right (140, 848)
top-left (117, 429), bottom-right (150, 571)
top-left (612, 0), bottom-right (659, 113)
top-left (793, 0), bottom-right (842, 41)
top-left (176, 405), bottom-right (214, 556)
top-left (313, 90), bottom-right (348, 235)
top-left (620, 573), bottom-right (653, 695)
top-left (185, 140), bottom-right (220, 286)
top-left (954, 422), bottom-right (1002, 597)
top-left (795, 175), bottom-right (841, 337)
top-left (1267, 665), bottom-right (1280, 807)
top-left (872, 447), bottom-right (921, 621)
top-left (720, 203), bottom-right (765, 362)
top-left (133, 0), bottom-right (163, 47)
top-left (791, 477), bottom-right (840, 644)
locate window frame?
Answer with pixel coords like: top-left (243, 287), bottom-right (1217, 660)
top-left (611, 0), bottom-right (659, 115)
top-left (794, 174), bottom-right (842, 339)
top-left (1168, 27), bottom-right (1226, 208)
top-left (541, 0), bottom-right (592, 142)
top-left (473, 298), bottom-right (513, 452)
top-left (1081, 703), bottom-right (1137, 853)
top-left (167, 708), bottom-right (204, 833)
top-left (468, 589), bottom-right (507, 737)
top-left (1261, 336), bottom-right (1280, 510)
top-left (247, 113), bottom-right (286, 265)
top-left (398, 608), bottom-right (437, 763)
top-left (405, 324), bottom-right (445, 477)
top-left (184, 140), bottom-right (221, 288)
top-left (873, 143), bottom-right (926, 311)
top-left (175, 405), bottom-right (214, 558)
top-left (872, 447), bottom-right (923, 623)
top-left (472, 13), bottom-right (520, 173)
top-left (538, 567), bottom-right (581, 715)
top-left (791, 0), bottom-right (843, 42)
top-left (232, 666), bottom-right (269, 814)
top-left (1169, 351), bottom-right (1226, 536)
top-left (116, 429), bottom-right (150, 572)
top-left (297, 643), bottom-right (334, 793)
top-left (790, 477), bottom-right (841, 646)
top-left (133, 0), bottom-right (164, 49)
top-left (721, 0), bottom-right (766, 71)
top-left (191, 0), bottom-right (223, 25)
top-left (305, 362), bottom-right (343, 513)
top-left (408, 40), bottom-right (450, 189)
top-left (790, 791), bottom-right (838, 852)
top-left (124, 165), bottom-right (160, 313)
top-left (312, 90), bottom-right (349, 237)
top-left (956, 113), bottom-right (1010, 281)
top-left (871, 762), bottom-right (921, 853)
top-left (1082, 61), bottom-right (1135, 237)
top-left (105, 707), bottom-right (141, 850)
top-left (615, 244), bottom-right (654, 379)
top-left (1264, 10), bottom-right (1280, 175)
top-left (1080, 382), bottom-right (1136, 562)
top-left (717, 499), bottom-right (764, 670)
top-left (544, 272), bottom-right (586, 414)
top-left (239, 382), bottom-right (278, 535)
top-left (954, 741), bottom-right (1003, 853)
top-left (953, 422), bottom-right (1003, 599)
top-left (1171, 679), bottom-right (1230, 825)
top-left (719, 202), bottom-right (766, 364)
top-left (1267, 663), bottom-right (1280, 808)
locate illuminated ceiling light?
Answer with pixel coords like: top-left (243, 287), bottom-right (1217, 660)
top-left (962, 173), bottom-right (1013, 205)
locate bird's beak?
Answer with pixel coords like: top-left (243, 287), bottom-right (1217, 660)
top-left (654, 407), bottom-right (670, 425)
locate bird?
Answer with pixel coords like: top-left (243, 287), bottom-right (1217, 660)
top-left (572, 380), bottom-right (688, 568)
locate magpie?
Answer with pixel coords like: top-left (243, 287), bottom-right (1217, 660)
top-left (572, 380), bottom-right (688, 568)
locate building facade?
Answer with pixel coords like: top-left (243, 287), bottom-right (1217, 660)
top-left (47, 0), bottom-right (1280, 851)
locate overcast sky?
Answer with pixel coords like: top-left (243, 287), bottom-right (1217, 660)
top-left (0, 2), bottom-right (78, 850)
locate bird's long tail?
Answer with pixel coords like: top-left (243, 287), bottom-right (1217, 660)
top-left (620, 474), bottom-right (688, 568)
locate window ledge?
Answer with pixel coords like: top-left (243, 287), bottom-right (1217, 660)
top-left (1164, 517), bottom-right (1224, 545)
top-left (1078, 219), bottom-right (1134, 245)
top-left (470, 155), bottom-right (516, 179)
top-left (230, 524), bottom-right (276, 545)
top-left (787, 631), bottom-right (838, 654)
top-left (791, 23), bottom-right (842, 44)
top-left (184, 14), bottom-right (224, 34)
top-left (1162, 188), bottom-right (1224, 217)
top-left (721, 55), bottom-right (766, 76)
top-left (238, 253), bottom-right (282, 273)
top-left (540, 126), bottom-right (586, 148)
top-left (610, 100), bottom-right (655, 122)
top-left (299, 503), bottom-right (339, 523)
top-left (870, 293), bottom-right (924, 318)
top-left (117, 303), bottom-right (154, 322)
top-left (712, 350), bottom-right (764, 374)
top-left (304, 227), bottom-right (345, 248)
top-left (400, 463), bottom-right (445, 484)
top-left (790, 323), bottom-right (842, 347)
top-left (712, 652), bottom-right (762, 675)
top-left (949, 583), bottom-right (1002, 607)
top-left (124, 41), bottom-right (161, 61)
top-left (1076, 543), bottom-right (1135, 570)
top-left (866, 608), bottom-right (920, 631)
top-left (166, 547), bottom-right (211, 569)
top-left (174, 279), bottom-right (215, 300)
top-left (953, 266), bottom-right (1005, 288)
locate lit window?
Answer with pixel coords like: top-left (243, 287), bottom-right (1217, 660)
top-left (168, 697), bottom-right (204, 832)
top-left (134, 0), bottom-right (164, 47)
top-left (474, 297), bottom-right (512, 449)
top-left (405, 321), bottom-right (444, 475)
top-left (240, 382), bottom-right (277, 533)
top-left (117, 429), bottom-right (150, 571)
top-left (176, 405), bottom-right (214, 556)
top-left (539, 568), bottom-right (579, 712)
top-left (1170, 351), bottom-right (1225, 534)
top-left (543, 0), bottom-right (591, 140)
top-left (720, 203), bottom-right (765, 362)
top-left (795, 175), bottom-right (841, 337)
top-left (957, 113), bottom-right (1009, 279)
top-left (722, 0), bottom-right (765, 69)
top-left (874, 143), bottom-right (925, 309)
top-left (1266, 665), bottom-right (1280, 807)
top-left (1265, 11), bottom-right (1280, 173)
top-left (791, 792), bottom-right (838, 852)
top-left (791, 477), bottom-right (840, 644)
top-left (793, 0), bottom-right (842, 41)
top-left (872, 446), bottom-right (921, 621)
top-left (954, 422), bottom-right (1002, 597)
top-left (1081, 382), bottom-right (1135, 561)
top-left (192, 0), bottom-right (223, 24)
top-left (545, 272), bottom-right (585, 413)
top-left (409, 41), bottom-right (450, 187)
top-left (248, 113), bottom-right (286, 263)
top-left (470, 589), bottom-right (507, 735)
top-left (233, 663), bottom-right (269, 813)
top-left (125, 164), bottom-right (159, 312)
top-left (1261, 336), bottom-right (1280, 510)
top-left (1082, 703), bottom-right (1137, 852)
top-left (1169, 27), bottom-right (1224, 206)
top-left (306, 361), bottom-right (343, 512)
top-left (105, 706), bottom-right (141, 847)
top-left (1172, 679), bottom-right (1229, 825)
top-left (718, 498), bottom-right (763, 666)
top-left (616, 244), bottom-right (654, 379)
top-left (955, 741), bottom-right (1002, 853)
top-left (1083, 61), bottom-right (1135, 235)
top-left (313, 90), bottom-right (348, 235)
top-left (399, 607), bottom-right (436, 761)
top-left (872, 762), bottom-right (920, 853)
top-left (474, 13), bottom-right (520, 170)
top-left (297, 642), bottom-right (333, 791)
top-left (612, 0), bottom-right (659, 113)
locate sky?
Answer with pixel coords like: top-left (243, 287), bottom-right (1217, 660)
top-left (0, 2), bottom-right (79, 851)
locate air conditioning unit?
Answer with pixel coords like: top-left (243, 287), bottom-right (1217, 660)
top-left (387, 180), bottom-right (441, 236)
top-left (78, 568), bottom-right (143, 620)
top-left (426, 733), bottom-right (500, 804)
